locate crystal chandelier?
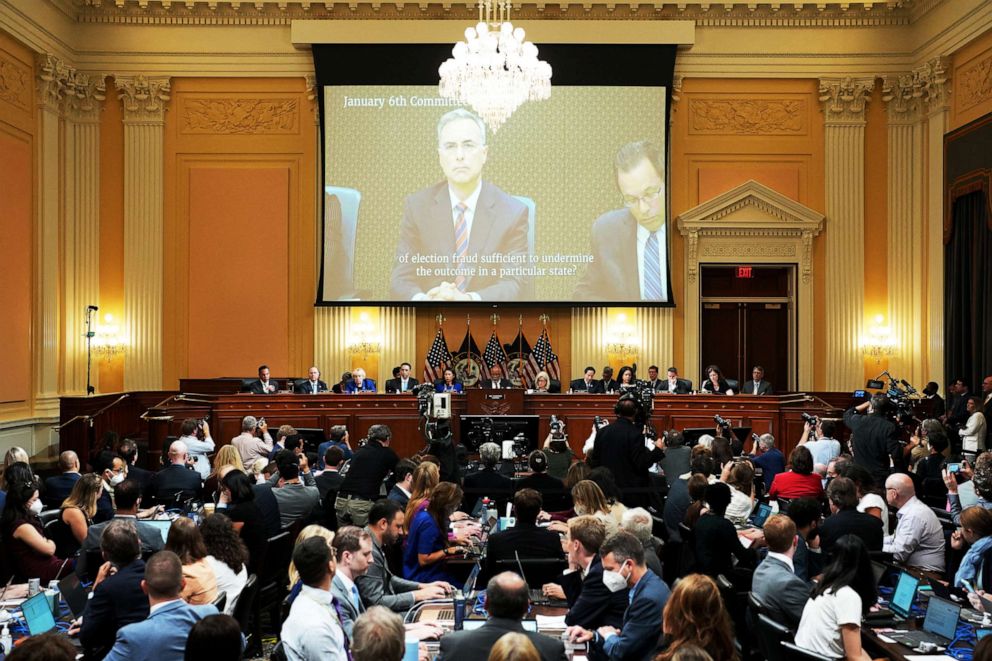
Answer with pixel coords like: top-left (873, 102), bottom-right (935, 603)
top-left (438, 1), bottom-right (552, 133)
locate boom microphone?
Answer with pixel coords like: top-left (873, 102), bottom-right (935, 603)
top-left (87, 305), bottom-right (99, 311)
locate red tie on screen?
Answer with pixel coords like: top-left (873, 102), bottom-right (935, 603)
top-left (454, 202), bottom-right (468, 292)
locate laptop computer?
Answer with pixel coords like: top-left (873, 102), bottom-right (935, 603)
top-left (144, 519), bottom-right (173, 544)
top-left (58, 573), bottom-right (91, 619)
top-left (21, 591), bottom-right (57, 636)
top-left (416, 563), bottom-right (483, 624)
top-left (750, 503), bottom-right (773, 528)
top-left (867, 570), bottom-right (918, 622)
top-left (889, 596), bottom-right (961, 650)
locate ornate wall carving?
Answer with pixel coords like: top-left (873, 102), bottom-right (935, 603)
top-left (115, 75), bottom-right (171, 122)
top-left (181, 97), bottom-right (299, 134)
top-left (818, 77), bottom-right (874, 123)
top-left (882, 56), bottom-right (949, 121)
top-left (688, 99), bottom-right (805, 135)
top-left (0, 50), bottom-right (31, 111)
top-left (700, 242), bottom-right (796, 257)
top-left (958, 52), bottom-right (992, 112)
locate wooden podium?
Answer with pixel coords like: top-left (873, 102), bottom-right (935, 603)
top-left (466, 388), bottom-right (525, 415)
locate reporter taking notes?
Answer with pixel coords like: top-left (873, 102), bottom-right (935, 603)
top-left (390, 108), bottom-right (531, 302)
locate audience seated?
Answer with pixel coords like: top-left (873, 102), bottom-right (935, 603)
top-left (681, 474), bottom-right (710, 531)
top-left (217, 469), bottom-right (267, 573)
top-left (201, 513), bottom-right (249, 614)
top-left (76, 519), bottom-right (150, 660)
top-left (488, 632), bottom-right (541, 661)
top-left (768, 445), bottom-right (823, 500)
top-left (794, 535), bottom-right (876, 661)
top-left (883, 472), bottom-right (946, 571)
top-left (385, 457), bottom-right (415, 507)
top-left (750, 514), bottom-right (810, 631)
top-left (165, 517), bottom-right (219, 606)
top-left (331, 526), bottom-right (374, 636)
top-left (336, 425), bottom-right (400, 527)
top-left (840, 463), bottom-right (890, 535)
top-left (117, 438), bottom-right (154, 496)
top-left (352, 606), bottom-right (406, 661)
top-left (654, 574), bottom-right (735, 661)
top-left (103, 551), bottom-right (219, 661)
top-left (204, 445), bottom-right (244, 503)
top-left (485, 489), bottom-right (564, 579)
top-left (43, 450), bottom-right (83, 509)
top-left (551, 480), bottom-right (621, 538)
top-left (272, 458), bottom-right (320, 529)
top-left (565, 531), bottom-right (671, 661)
top-left (286, 525), bottom-right (336, 604)
top-left (358, 499), bottom-right (449, 612)
top-left (318, 425), bottom-right (355, 467)
top-left (1, 474), bottom-right (67, 583)
top-left (6, 633), bottom-right (77, 661)
top-left (463, 442), bottom-right (513, 505)
top-left (785, 497), bottom-right (823, 582)
top-left (280, 536), bottom-right (348, 661)
top-left (719, 460), bottom-right (755, 526)
top-left (663, 451), bottom-right (715, 542)
top-left (184, 613), bottom-right (245, 661)
top-left (438, 572), bottom-right (567, 661)
top-left (516, 451), bottom-right (569, 512)
top-left (147, 440), bottom-right (203, 507)
top-left (251, 477), bottom-right (283, 538)
top-left (542, 515), bottom-right (627, 630)
top-left (403, 461), bottom-right (441, 529)
top-left (76, 478), bottom-right (165, 579)
top-left (50, 473), bottom-right (102, 559)
top-left (658, 431), bottom-right (691, 490)
top-left (403, 482), bottom-right (466, 584)
top-left (952, 505), bottom-right (992, 589)
top-left (819, 476), bottom-right (883, 555)
top-left (750, 434), bottom-right (785, 492)
top-left (620, 507), bottom-right (664, 579)
top-left (692, 482), bottom-right (756, 587)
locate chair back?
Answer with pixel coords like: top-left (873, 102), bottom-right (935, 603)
top-left (211, 590), bottom-right (227, 613)
top-left (755, 614), bottom-right (793, 661)
top-left (677, 522), bottom-right (695, 575)
top-left (726, 378), bottom-right (740, 393)
top-left (781, 641), bottom-right (840, 660)
top-left (39, 509), bottom-right (61, 526)
top-left (232, 574), bottom-right (258, 633)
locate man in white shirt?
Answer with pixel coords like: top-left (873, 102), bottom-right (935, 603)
top-left (331, 526), bottom-right (373, 637)
top-left (883, 473), bottom-right (946, 571)
top-left (231, 415), bottom-right (274, 467)
top-left (960, 396), bottom-right (988, 456)
top-left (177, 418), bottom-right (215, 481)
top-left (281, 537), bottom-right (348, 661)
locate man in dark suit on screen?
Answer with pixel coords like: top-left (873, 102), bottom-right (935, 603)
top-left (575, 140), bottom-right (670, 303)
top-left (390, 108), bottom-right (530, 302)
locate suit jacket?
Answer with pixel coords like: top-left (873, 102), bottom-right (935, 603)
top-left (595, 379), bottom-right (618, 394)
top-left (741, 379), bottom-right (773, 396)
top-left (390, 181), bottom-right (531, 301)
top-left (43, 472), bottom-right (81, 509)
top-left (317, 471), bottom-right (344, 529)
top-left (595, 570), bottom-right (670, 661)
top-left (384, 377), bottom-right (419, 394)
top-left (273, 482), bottom-right (320, 529)
top-left (103, 599), bottom-right (218, 661)
top-left (252, 483), bottom-right (283, 537)
top-left (356, 531), bottom-right (421, 612)
top-left (575, 208), bottom-right (669, 303)
top-left (463, 468), bottom-right (513, 501)
top-left (79, 559), bottom-right (150, 660)
top-left (344, 378), bottom-right (377, 394)
top-left (246, 379), bottom-right (279, 394)
top-left (77, 516), bottom-right (165, 579)
top-left (750, 555), bottom-right (810, 631)
top-left (295, 379), bottom-right (328, 394)
top-left (386, 484), bottom-right (410, 507)
top-left (569, 378), bottom-right (598, 393)
top-left (516, 472), bottom-right (569, 512)
top-left (125, 464), bottom-right (154, 493)
top-left (331, 574), bottom-right (365, 637)
top-left (561, 557), bottom-right (628, 630)
top-left (819, 508), bottom-right (884, 554)
top-left (484, 523), bottom-right (565, 580)
top-left (656, 379), bottom-right (690, 394)
top-left (590, 418), bottom-right (664, 509)
top-left (438, 617), bottom-right (567, 661)
top-left (479, 378), bottom-right (514, 389)
top-left (147, 463), bottom-right (202, 506)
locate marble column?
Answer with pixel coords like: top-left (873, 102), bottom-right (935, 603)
top-left (115, 75), bottom-right (170, 391)
top-left (819, 77), bottom-right (874, 391)
top-left (34, 54), bottom-right (70, 416)
top-left (63, 72), bottom-right (106, 395)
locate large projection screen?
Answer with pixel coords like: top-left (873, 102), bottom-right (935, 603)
top-left (313, 44), bottom-right (677, 306)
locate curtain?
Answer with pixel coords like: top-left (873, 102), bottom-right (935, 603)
top-left (944, 190), bottom-right (992, 389)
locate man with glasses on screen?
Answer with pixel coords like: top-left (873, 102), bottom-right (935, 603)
top-left (575, 140), bottom-right (670, 303)
top-left (390, 108), bottom-right (530, 302)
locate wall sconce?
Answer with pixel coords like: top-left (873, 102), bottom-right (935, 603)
top-left (862, 314), bottom-right (895, 365)
top-left (92, 313), bottom-right (127, 361)
top-left (347, 311), bottom-right (381, 359)
top-left (605, 312), bottom-right (640, 364)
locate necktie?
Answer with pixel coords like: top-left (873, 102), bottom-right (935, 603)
top-left (313, 381), bottom-right (318, 394)
top-left (754, 381), bottom-right (760, 395)
top-left (351, 585), bottom-right (362, 613)
top-left (643, 231), bottom-right (663, 300)
top-left (454, 202), bottom-right (469, 292)
top-left (331, 597), bottom-right (354, 661)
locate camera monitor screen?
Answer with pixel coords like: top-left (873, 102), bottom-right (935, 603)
top-left (459, 414), bottom-right (539, 452)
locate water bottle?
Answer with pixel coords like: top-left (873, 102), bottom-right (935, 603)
top-left (0, 622), bottom-right (11, 658)
top-left (402, 633), bottom-right (419, 661)
top-left (46, 579), bottom-right (60, 616)
top-left (453, 594), bottom-right (466, 631)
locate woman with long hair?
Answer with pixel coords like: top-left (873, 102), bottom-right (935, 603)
top-left (794, 534), bottom-right (876, 660)
top-left (701, 366), bottom-right (733, 396)
top-left (1, 474), bottom-right (68, 583)
top-left (840, 462), bottom-right (890, 535)
top-left (656, 574), bottom-right (737, 661)
top-left (205, 445), bottom-right (245, 500)
top-left (165, 517), bottom-right (219, 605)
top-left (201, 513), bottom-right (250, 614)
top-left (721, 460), bottom-right (755, 527)
top-left (404, 461), bottom-right (440, 527)
top-left (616, 366), bottom-right (636, 390)
top-left (549, 480), bottom-right (620, 538)
top-left (218, 469), bottom-right (266, 573)
top-left (952, 506), bottom-right (992, 589)
top-left (50, 473), bottom-right (103, 558)
top-left (403, 482), bottom-right (467, 583)
top-left (286, 524), bottom-right (336, 604)
top-left (435, 368), bottom-right (463, 393)
top-left (488, 633), bottom-right (541, 661)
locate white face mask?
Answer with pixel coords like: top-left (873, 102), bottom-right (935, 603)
top-left (29, 499), bottom-right (44, 515)
top-left (110, 473), bottom-right (125, 486)
top-left (602, 563), bottom-right (629, 593)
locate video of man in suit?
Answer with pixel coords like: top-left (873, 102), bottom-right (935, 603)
top-left (318, 85), bottom-right (671, 305)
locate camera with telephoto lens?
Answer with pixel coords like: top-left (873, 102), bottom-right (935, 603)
top-left (413, 382), bottom-right (435, 417)
top-left (713, 414), bottom-right (731, 430)
top-left (801, 412), bottom-right (819, 426)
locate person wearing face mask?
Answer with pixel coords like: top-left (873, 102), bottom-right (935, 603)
top-left (0, 475), bottom-right (69, 583)
top-left (565, 531), bottom-right (671, 661)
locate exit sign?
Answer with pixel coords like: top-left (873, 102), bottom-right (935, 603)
top-left (736, 266), bottom-right (754, 279)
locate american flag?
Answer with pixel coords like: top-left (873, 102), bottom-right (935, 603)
top-left (504, 329), bottom-right (532, 388)
top-left (481, 330), bottom-right (508, 381)
top-left (524, 328), bottom-right (560, 386)
top-left (423, 328), bottom-right (452, 384)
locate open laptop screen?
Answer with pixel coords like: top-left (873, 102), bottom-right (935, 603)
top-left (922, 596), bottom-right (961, 641)
top-left (21, 591), bottom-right (57, 636)
top-left (890, 571), bottom-right (919, 619)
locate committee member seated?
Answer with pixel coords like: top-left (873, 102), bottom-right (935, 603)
top-left (345, 368), bottom-right (377, 394)
top-left (358, 499), bottom-right (449, 613)
top-left (479, 363), bottom-right (513, 389)
top-left (740, 365), bottom-right (773, 396)
top-left (296, 366), bottom-right (328, 394)
top-left (542, 515), bottom-right (627, 630)
top-left (700, 365), bottom-right (734, 395)
top-left (280, 536), bottom-right (349, 661)
top-left (331, 371), bottom-right (352, 394)
top-left (597, 366), bottom-right (618, 394)
top-left (147, 440), bottom-right (203, 507)
top-left (390, 108), bottom-right (530, 303)
top-left (77, 519), bottom-right (150, 660)
top-left (484, 489), bottom-right (564, 579)
top-left (245, 364), bottom-right (279, 394)
top-left (883, 472), bottom-right (946, 571)
top-left (656, 366), bottom-right (690, 394)
top-left (438, 572), bottom-right (567, 661)
top-left (102, 551), bottom-right (218, 661)
top-left (434, 367), bottom-right (463, 393)
top-left (570, 366), bottom-right (598, 394)
top-left (43, 450), bottom-right (82, 509)
top-left (384, 362), bottom-right (419, 394)
top-left (751, 514), bottom-right (811, 631)
top-left (574, 140), bottom-right (670, 303)
top-left (565, 531), bottom-right (671, 661)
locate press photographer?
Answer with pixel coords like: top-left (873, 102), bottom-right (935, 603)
top-left (844, 393), bottom-right (904, 484)
top-left (588, 392), bottom-right (665, 509)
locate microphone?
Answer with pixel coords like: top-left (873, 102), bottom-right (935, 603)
top-left (901, 379), bottom-right (918, 394)
top-left (87, 305), bottom-right (99, 311)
